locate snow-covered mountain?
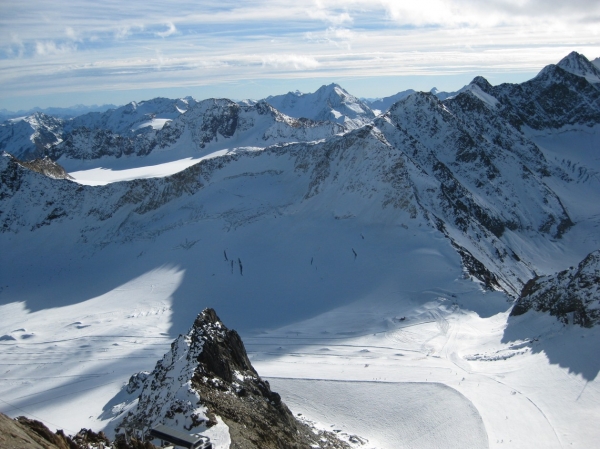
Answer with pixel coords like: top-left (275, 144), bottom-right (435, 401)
top-left (0, 97), bottom-right (196, 161)
top-left (0, 112), bottom-right (65, 160)
top-left (264, 84), bottom-right (375, 129)
top-left (64, 97), bottom-right (196, 136)
top-left (480, 62), bottom-right (600, 130)
top-left (2, 61), bottom-right (598, 296)
top-left (556, 51), bottom-right (600, 85)
top-left (51, 99), bottom-right (343, 172)
top-left (1, 52), bottom-right (600, 448)
top-left (373, 89), bottom-right (574, 295)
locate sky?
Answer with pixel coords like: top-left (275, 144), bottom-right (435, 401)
top-left (1, 0), bottom-right (600, 111)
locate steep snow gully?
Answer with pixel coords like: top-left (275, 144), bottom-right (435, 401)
top-left (1, 51), bottom-right (600, 448)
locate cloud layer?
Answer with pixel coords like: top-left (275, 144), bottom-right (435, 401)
top-left (1, 0), bottom-right (599, 108)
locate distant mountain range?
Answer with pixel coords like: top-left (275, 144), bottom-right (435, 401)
top-left (0, 103), bottom-right (118, 122)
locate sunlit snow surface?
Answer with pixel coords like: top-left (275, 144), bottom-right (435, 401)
top-left (66, 150), bottom-right (230, 185)
top-left (1, 214), bottom-right (598, 448)
top-left (1, 124), bottom-right (600, 448)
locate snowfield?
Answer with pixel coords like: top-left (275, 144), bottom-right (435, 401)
top-left (1, 215), bottom-right (598, 448)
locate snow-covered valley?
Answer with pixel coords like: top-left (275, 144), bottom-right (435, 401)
top-left (1, 52), bottom-right (600, 448)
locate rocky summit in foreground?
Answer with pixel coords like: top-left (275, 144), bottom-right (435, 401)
top-left (116, 308), bottom-right (353, 449)
top-left (511, 250), bottom-right (600, 327)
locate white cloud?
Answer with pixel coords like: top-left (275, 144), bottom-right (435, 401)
top-left (262, 54), bottom-right (320, 70)
top-left (308, 1), bottom-right (353, 26)
top-left (35, 40), bottom-right (76, 56)
top-left (155, 22), bottom-right (177, 38)
top-left (65, 27), bottom-right (81, 42)
top-left (377, 0), bottom-right (600, 27)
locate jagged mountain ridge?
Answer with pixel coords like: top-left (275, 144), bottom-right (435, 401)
top-left (371, 90), bottom-right (575, 294)
top-left (471, 55), bottom-right (600, 131)
top-left (0, 98), bottom-right (194, 161)
top-left (116, 308), bottom-right (351, 448)
top-left (64, 97), bottom-right (196, 136)
top-left (0, 84), bottom-right (590, 296)
top-left (47, 99), bottom-right (344, 166)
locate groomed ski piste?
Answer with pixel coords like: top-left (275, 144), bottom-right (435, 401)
top-left (2, 61), bottom-right (600, 447)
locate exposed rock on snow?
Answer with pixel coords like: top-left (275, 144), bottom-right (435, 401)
top-left (511, 250), bottom-right (600, 327)
top-left (14, 155), bottom-right (73, 180)
top-left (118, 308), bottom-right (351, 449)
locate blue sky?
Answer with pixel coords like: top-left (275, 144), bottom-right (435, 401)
top-left (1, 0), bottom-right (599, 110)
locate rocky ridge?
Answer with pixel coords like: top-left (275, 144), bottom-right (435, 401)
top-left (0, 412), bottom-right (150, 449)
top-left (116, 308), bottom-right (353, 449)
top-left (511, 250), bottom-right (600, 327)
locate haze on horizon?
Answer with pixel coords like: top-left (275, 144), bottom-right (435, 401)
top-left (1, 0), bottom-right (600, 111)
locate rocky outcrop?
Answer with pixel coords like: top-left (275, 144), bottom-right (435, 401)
top-left (118, 308), bottom-right (351, 449)
top-left (511, 250), bottom-right (600, 327)
top-left (0, 412), bottom-right (140, 449)
top-left (17, 155), bottom-right (74, 180)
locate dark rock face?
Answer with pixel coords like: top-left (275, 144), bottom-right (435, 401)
top-left (0, 412), bottom-right (133, 449)
top-left (194, 308), bottom-right (257, 383)
top-left (119, 308), bottom-right (351, 449)
top-left (511, 250), bottom-right (600, 327)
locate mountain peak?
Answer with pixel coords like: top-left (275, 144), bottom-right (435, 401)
top-left (264, 83), bottom-right (374, 128)
top-left (117, 308), bottom-right (351, 448)
top-left (470, 76), bottom-right (493, 92)
top-left (556, 51), bottom-right (600, 84)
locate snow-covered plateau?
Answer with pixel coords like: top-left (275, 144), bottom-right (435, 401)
top-left (1, 51), bottom-right (600, 448)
